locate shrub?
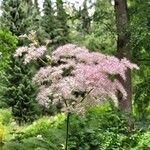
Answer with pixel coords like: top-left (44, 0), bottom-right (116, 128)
top-left (0, 124), bottom-right (6, 145)
top-left (0, 108), bottom-right (12, 125)
top-left (6, 105), bottom-right (143, 150)
top-left (131, 129), bottom-right (150, 149)
top-left (22, 113), bottom-right (65, 138)
top-left (67, 106), bottom-right (140, 150)
top-left (6, 113), bottom-right (66, 150)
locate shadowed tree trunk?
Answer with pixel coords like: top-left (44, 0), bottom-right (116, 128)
top-left (114, 0), bottom-right (132, 112)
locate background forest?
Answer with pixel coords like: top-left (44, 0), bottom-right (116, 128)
top-left (0, 0), bottom-right (150, 149)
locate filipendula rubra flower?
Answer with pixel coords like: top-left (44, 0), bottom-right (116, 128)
top-left (15, 44), bottom-right (139, 113)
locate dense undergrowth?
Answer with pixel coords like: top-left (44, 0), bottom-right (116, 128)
top-left (0, 104), bottom-right (149, 150)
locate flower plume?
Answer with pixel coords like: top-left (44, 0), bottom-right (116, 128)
top-left (15, 43), bottom-right (139, 113)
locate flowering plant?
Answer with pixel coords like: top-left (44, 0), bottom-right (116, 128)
top-left (14, 43), bottom-right (139, 113)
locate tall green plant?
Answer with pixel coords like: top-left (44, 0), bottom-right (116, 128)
top-left (3, 56), bottom-right (40, 124)
top-left (78, 0), bottom-right (91, 33)
top-left (55, 0), bottom-right (69, 45)
top-left (42, 0), bottom-right (56, 40)
top-left (0, 30), bottom-right (17, 107)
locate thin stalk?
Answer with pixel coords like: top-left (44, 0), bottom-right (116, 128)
top-left (39, 58), bottom-right (48, 66)
top-left (65, 112), bottom-right (70, 150)
top-left (80, 88), bottom-right (93, 103)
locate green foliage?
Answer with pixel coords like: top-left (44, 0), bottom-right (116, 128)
top-left (134, 69), bottom-right (150, 120)
top-left (6, 137), bottom-right (63, 150)
top-left (3, 56), bottom-right (41, 124)
top-left (0, 29), bottom-right (18, 108)
top-left (71, 27), bottom-right (116, 55)
top-left (132, 130), bottom-right (150, 149)
top-left (6, 106), bottom-right (147, 150)
top-left (26, 0), bottom-right (45, 45)
top-left (0, 108), bottom-right (12, 125)
top-left (0, 0), bottom-right (32, 36)
top-left (21, 113), bottom-right (65, 139)
top-left (0, 123), bottom-right (6, 146)
top-left (67, 107), bottom-right (139, 150)
top-left (40, 0), bottom-right (70, 46)
top-left (130, 0), bottom-right (150, 120)
top-left (77, 0), bottom-right (91, 33)
top-left (71, 0), bottom-right (116, 54)
top-left (130, 0), bottom-right (150, 61)
top-left (7, 114), bottom-right (66, 150)
top-left (0, 29), bottom-right (17, 70)
top-left (55, 0), bottom-right (69, 45)
top-left (26, 0), bottom-right (41, 32)
top-left (42, 0), bottom-right (55, 40)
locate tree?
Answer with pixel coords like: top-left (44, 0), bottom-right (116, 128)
top-left (0, 30), bottom-right (18, 107)
top-left (42, 0), bottom-right (55, 40)
top-left (3, 56), bottom-right (40, 124)
top-left (0, 0), bottom-right (32, 36)
top-left (114, 0), bottom-right (131, 112)
top-left (79, 0), bottom-right (91, 33)
top-left (34, 0), bottom-right (40, 15)
top-left (76, 0), bottom-right (116, 54)
top-left (27, 0), bottom-right (41, 32)
top-left (56, 0), bottom-right (69, 45)
top-left (93, 0), bottom-right (115, 33)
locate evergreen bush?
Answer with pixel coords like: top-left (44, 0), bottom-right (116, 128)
top-left (3, 56), bottom-right (41, 124)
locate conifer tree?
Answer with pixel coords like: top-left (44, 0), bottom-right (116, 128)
top-left (0, 0), bottom-right (42, 123)
top-left (42, 0), bottom-right (55, 40)
top-left (0, 0), bottom-right (31, 36)
top-left (80, 0), bottom-right (91, 33)
top-left (0, 30), bottom-right (17, 108)
top-left (34, 0), bottom-right (40, 14)
top-left (27, 0), bottom-right (41, 32)
top-left (56, 0), bottom-right (69, 44)
top-left (3, 56), bottom-right (40, 124)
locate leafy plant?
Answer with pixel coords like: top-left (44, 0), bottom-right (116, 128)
top-left (0, 108), bottom-right (12, 125)
top-left (6, 105), bottom-right (144, 150)
top-left (0, 29), bottom-right (18, 70)
top-left (0, 124), bottom-right (6, 145)
top-left (131, 130), bottom-right (150, 150)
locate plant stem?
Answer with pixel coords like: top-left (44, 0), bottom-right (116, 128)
top-left (65, 112), bottom-right (70, 150)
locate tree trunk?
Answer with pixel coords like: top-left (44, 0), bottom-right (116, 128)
top-left (114, 0), bottom-right (132, 112)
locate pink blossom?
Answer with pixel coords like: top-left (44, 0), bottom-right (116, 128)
top-left (36, 86), bottom-right (52, 108)
top-left (14, 44), bottom-right (46, 64)
top-left (17, 43), bottom-right (139, 113)
top-left (14, 46), bottom-right (28, 57)
top-left (24, 45), bottom-right (46, 64)
top-left (32, 66), bottom-right (53, 85)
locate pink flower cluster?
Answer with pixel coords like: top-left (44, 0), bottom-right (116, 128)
top-left (31, 44), bottom-right (139, 113)
top-left (14, 44), bottom-right (46, 64)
